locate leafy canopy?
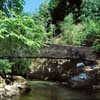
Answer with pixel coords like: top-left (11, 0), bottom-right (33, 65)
top-left (81, 0), bottom-right (100, 21)
top-left (0, 59), bottom-right (12, 73)
top-left (0, 0), bottom-right (24, 15)
top-left (0, 11), bottom-right (49, 56)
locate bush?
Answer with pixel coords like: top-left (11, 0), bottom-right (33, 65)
top-left (0, 60), bottom-right (12, 74)
top-left (93, 40), bottom-right (100, 53)
top-left (79, 20), bottom-right (100, 47)
top-left (0, 11), bottom-right (49, 56)
top-left (0, 0), bottom-right (24, 15)
top-left (80, 0), bottom-right (100, 21)
top-left (59, 14), bottom-right (84, 45)
top-left (55, 14), bottom-right (100, 53)
top-left (12, 59), bottom-right (32, 75)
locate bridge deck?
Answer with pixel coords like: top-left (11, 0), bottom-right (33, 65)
top-left (38, 44), bottom-right (96, 61)
top-left (0, 44), bottom-right (96, 61)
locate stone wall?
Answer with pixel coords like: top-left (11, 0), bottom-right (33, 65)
top-left (27, 58), bottom-right (80, 81)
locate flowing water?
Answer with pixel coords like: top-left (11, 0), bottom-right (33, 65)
top-left (7, 81), bottom-right (100, 100)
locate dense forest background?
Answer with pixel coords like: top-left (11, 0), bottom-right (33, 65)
top-left (0, 0), bottom-right (100, 76)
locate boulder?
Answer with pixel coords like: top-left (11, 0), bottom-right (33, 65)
top-left (13, 76), bottom-right (30, 94)
top-left (0, 76), bottom-right (5, 87)
top-left (68, 72), bottom-right (92, 88)
top-left (13, 76), bottom-right (27, 84)
top-left (0, 76), bottom-right (30, 99)
top-left (0, 76), bottom-right (6, 99)
top-left (5, 84), bottom-right (20, 97)
top-left (93, 85), bottom-right (100, 90)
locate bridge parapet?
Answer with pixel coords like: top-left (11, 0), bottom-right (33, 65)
top-left (0, 44), bottom-right (96, 61)
top-left (38, 44), bottom-right (96, 61)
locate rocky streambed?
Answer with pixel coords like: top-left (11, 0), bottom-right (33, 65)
top-left (0, 76), bottom-right (30, 99)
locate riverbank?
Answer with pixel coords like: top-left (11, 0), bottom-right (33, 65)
top-left (18, 81), bottom-right (100, 100)
top-left (1, 80), bottom-right (100, 100)
top-left (0, 76), bottom-right (30, 99)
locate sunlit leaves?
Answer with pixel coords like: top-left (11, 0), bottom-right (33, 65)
top-left (81, 0), bottom-right (100, 21)
top-left (0, 60), bottom-right (12, 73)
top-left (0, 11), bottom-right (48, 56)
top-left (0, 0), bottom-right (24, 15)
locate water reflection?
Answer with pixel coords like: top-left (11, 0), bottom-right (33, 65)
top-left (6, 82), bottom-right (100, 100)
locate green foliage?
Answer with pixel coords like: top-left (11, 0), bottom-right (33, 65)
top-left (0, 60), bottom-right (12, 73)
top-left (0, 11), bottom-right (49, 56)
top-left (59, 14), bottom-right (83, 45)
top-left (81, 20), bottom-right (100, 43)
top-left (0, 0), bottom-right (100, 75)
top-left (36, 1), bottom-right (55, 34)
top-left (49, 0), bottom-right (100, 21)
top-left (93, 40), bottom-right (100, 53)
top-left (56, 14), bottom-right (100, 53)
top-left (10, 0), bottom-right (24, 14)
top-left (32, 1), bottom-right (55, 42)
top-left (12, 59), bottom-right (32, 75)
top-left (49, 0), bottom-right (60, 9)
top-left (0, 10), bottom-right (50, 75)
top-left (0, 0), bottom-right (24, 15)
top-left (81, 20), bottom-right (100, 51)
top-left (39, 1), bottom-right (51, 22)
top-left (80, 0), bottom-right (100, 21)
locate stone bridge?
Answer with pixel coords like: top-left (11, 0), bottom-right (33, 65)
top-left (0, 44), bottom-right (96, 61)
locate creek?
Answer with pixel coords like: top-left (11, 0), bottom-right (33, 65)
top-left (5, 81), bottom-right (100, 100)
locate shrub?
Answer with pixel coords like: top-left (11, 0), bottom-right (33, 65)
top-left (12, 59), bottom-right (32, 75)
top-left (55, 15), bottom-right (100, 53)
top-left (0, 11), bottom-right (49, 56)
top-left (80, 20), bottom-right (100, 47)
top-left (0, 60), bottom-right (12, 74)
top-left (80, 0), bottom-right (100, 21)
top-left (60, 14), bottom-right (84, 45)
